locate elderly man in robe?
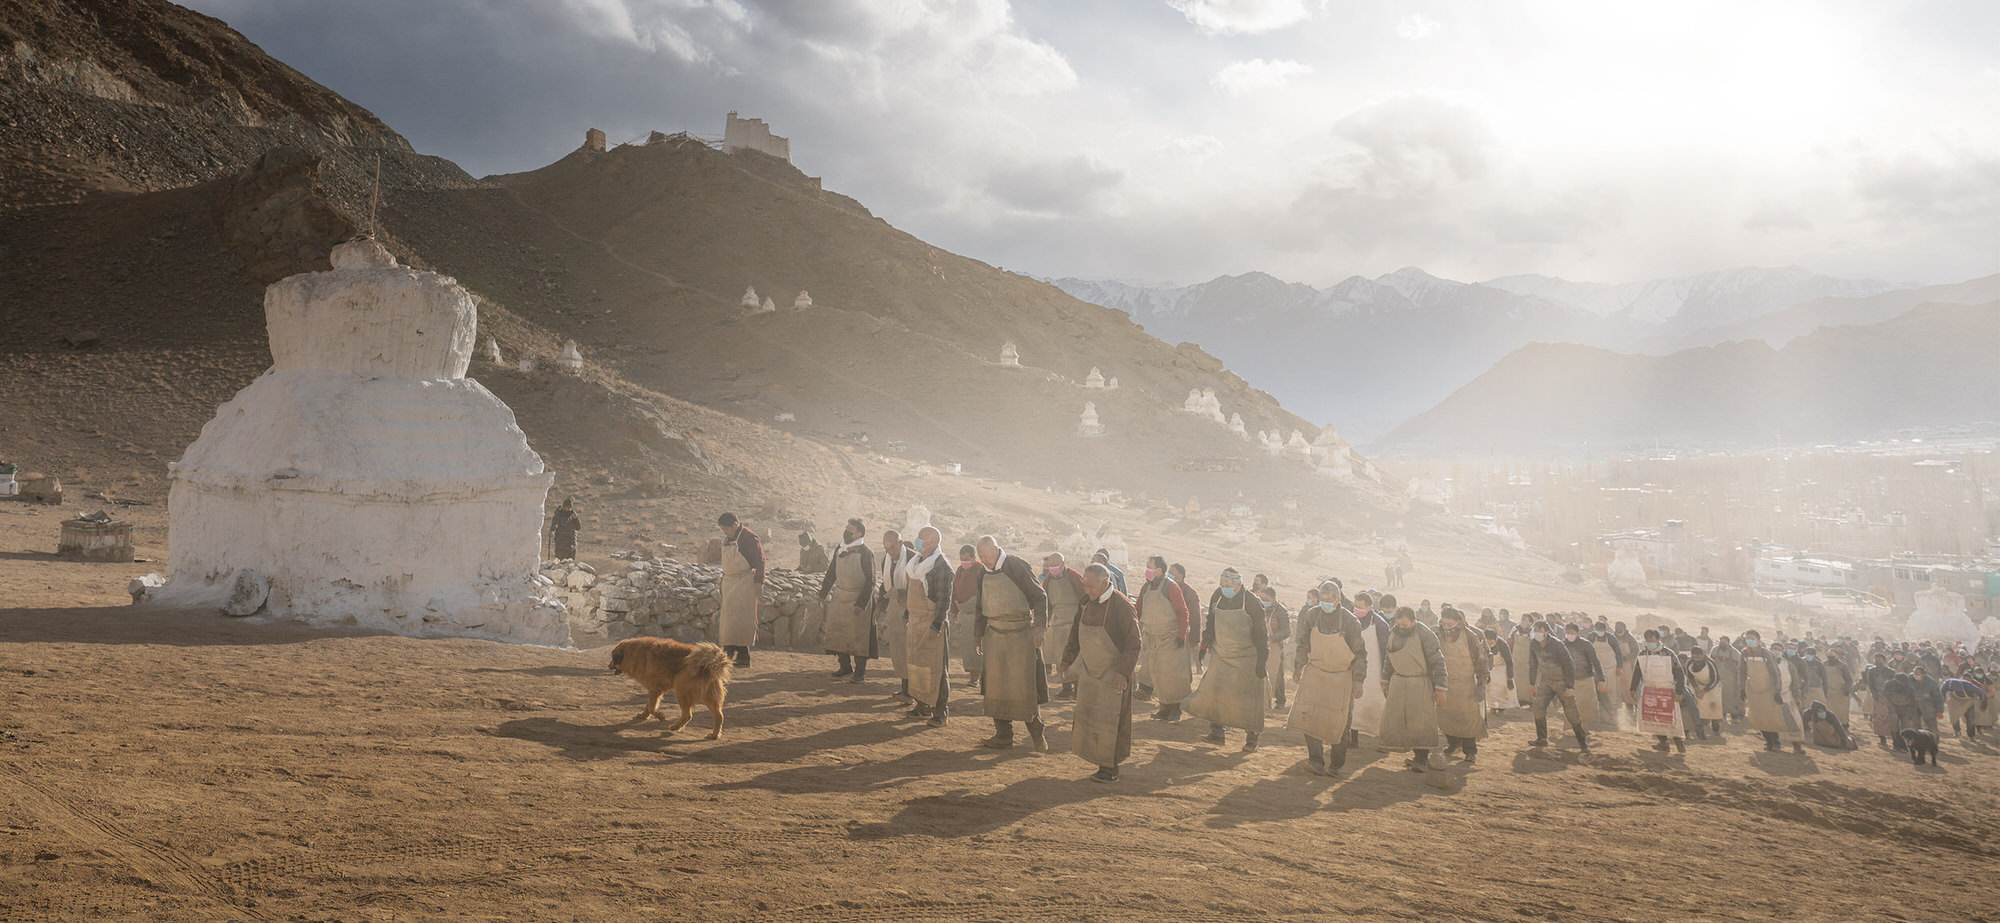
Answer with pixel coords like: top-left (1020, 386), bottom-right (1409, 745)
top-left (1061, 563), bottom-right (1141, 782)
top-left (974, 536), bottom-right (1050, 750)
top-left (715, 512), bottom-right (764, 668)
top-left (902, 526), bottom-right (954, 726)
top-left (1290, 581), bottom-right (1367, 775)
top-left (817, 518), bottom-right (876, 683)
top-left (1186, 568), bottom-right (1268, 751)
top-left (1040, 552), bottom-right (1087, 700)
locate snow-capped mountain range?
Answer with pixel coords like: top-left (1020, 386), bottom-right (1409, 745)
top-left (1049, 267), bottom-right (1913, 442)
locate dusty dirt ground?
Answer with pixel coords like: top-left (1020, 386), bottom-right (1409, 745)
top-left (5, 508), bottom-right (2000, 922)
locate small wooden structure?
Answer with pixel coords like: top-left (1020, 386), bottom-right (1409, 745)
top-left (58, 517), bottom-right (134, 562)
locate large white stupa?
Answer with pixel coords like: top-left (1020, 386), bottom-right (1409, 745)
top-left (159, 238), bottom-right (568, 645)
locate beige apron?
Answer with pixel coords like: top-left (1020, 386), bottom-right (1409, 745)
top-left (1351, 617), bottom-right (1386, 735)
top-left (905, 569), bottom-right (947, 707)
top-left (1485, 645), bottom-right (1511, 708)
top-left (822, 549), bottom-right (874, 657)
top-left (1569, 644), bottom-right (1602, 728)
top-left (1437, 629), bottom-right (1486, 740)
top-left (878, 555), bottom-right (909, 679)
top-left (1594, 638), bottom-right (1621, 714)
top-left (1288, 618), bottom-right (1357, 742)
top-left (1185, 602), bottom-right (1264, 732)
top-left (979, 569), bottom-right (1040, 722)
top-left (1043, 573), bottom-right (1081, 671)
top-left (1635, 651), bottom-right (1685, 737)
top-left (1378, 631), bottom-right (1440, 751)
top-left (718, 537), bottom-right (758, 647)
top-left (1071, 617), bottom-right (1126, 767)
top-left (1139, 582), bottom-right (1193, 704)
top-left (1689, 661), bottom-right (1726, 719)
top-left (1744, 654), bottom-right (1802, 742)
top-left (1827, 668), bottom-right (1854, 727)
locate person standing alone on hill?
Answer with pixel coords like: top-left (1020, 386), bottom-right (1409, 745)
top-left (549, 498), bottom-right (581, 560)
top-left (715, 512), bottom-right (764, 668)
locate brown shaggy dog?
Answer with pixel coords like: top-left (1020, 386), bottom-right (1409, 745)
top-left (608, 638), bottom-right (733, 739)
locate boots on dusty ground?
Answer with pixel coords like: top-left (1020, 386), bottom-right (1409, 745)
top-left (832, 654), bottom-right (854, 677)
top-left (1026, 721), bottom-right (1048, 752)
top-left (1531, 719), bottom-right (1550, 747)
top-left (849, 657), bottom-right (869, 683)
top-left (980, 719), bottom-right (1014, 749)
top-left (1574, 725), bottom-right (1591, 754)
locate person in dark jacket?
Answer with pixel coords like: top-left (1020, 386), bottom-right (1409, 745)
top-left (902, 526), bottom-right (956, 725)
top-left (1525, 620), bottom-right (1590, 753)
top-left (549, 498), bottom-right (581, 560)
top-left (1187, 569), bottom-right (1268, 751)
top-left (1258, 586), bottom-right (1292, 709)
top-left (1910, 666), bottom-right (1944, 734)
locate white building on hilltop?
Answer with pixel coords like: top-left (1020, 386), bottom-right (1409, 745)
top-left (722, 111), bottom-right (791, 161)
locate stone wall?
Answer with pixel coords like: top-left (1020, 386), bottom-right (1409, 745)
top-left (540, 558), bottom-right (826, 649)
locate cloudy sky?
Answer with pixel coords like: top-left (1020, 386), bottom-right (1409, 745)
top-left (187, 0), bottom-right (1999, 287)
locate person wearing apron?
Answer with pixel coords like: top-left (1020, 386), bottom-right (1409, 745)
top-left (816, 518), bottom-right (877, 682)
top-left (902, 526), bottom-right (954, 726)
top-left (1040, 553), bottom-right (1087, 701)
top-left (1379, 606), bottom-right (1447, 772)
top-left (1435, 606), bottom-right (1489, 764)
top-left (1289, 581), bottom-right (1367, 776)
top-left (1485, 629), bottom-right (1515, 717)
top-left (1823, 651), bottom-right (1856, 731)
top-left (1135, 555), bottom-right (1193, 722)
top-left (716, 513), bottom-right (764, 668)
top-left (1590, 624), bottom-right (1624, 721)
top-left (876, 531), bottom-right (912, 699)
top-left (1740, 630), bottom-right (1805, 754)
top-left (1186, 568), bottom-right (1267, 751)
top-left (1349, 596), bottom-right (1390, 746)
top-left (1508, 623), bottom-right (1536, 708)
top-left (973, 537), bottom-right (1049, 750)
top-left (1685, 646), bottom-right (1726, 740)
top-left (949, 546), bottom-right (984, 687)
top-left (1562, 624), bottom-right (1606, 730)
top-left (1630, 630), bottom-right (1688, 753)
top-left (1061, 564), bottom-right (1141, 782)
top-left (1524, 620), bottom-right (1591, 753)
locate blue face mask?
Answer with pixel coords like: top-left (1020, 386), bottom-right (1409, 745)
top-left (1220, 587), bottom-right (1238, 599)
top-left (1319, 601), bottom-right (1336, 613)
top-left (911, 538), bottom-right (925, 554)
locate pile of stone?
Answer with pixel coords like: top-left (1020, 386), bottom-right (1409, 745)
top-left (539, 558), bottom-right (827, 648)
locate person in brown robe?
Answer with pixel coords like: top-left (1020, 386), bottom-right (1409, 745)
top-left (948, 544), bottom-right (983, 686)
top-left (1061, 564), bottom-right (1142, 782)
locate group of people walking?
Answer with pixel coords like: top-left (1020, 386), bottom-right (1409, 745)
top-left (710, 513), bottom-right (2000, 782)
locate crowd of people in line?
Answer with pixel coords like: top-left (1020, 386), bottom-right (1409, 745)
top-left (707, 514), bottom-right (2000, 782)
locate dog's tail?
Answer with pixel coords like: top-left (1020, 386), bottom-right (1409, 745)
top-left (687, 642), bottom-right (734, 684)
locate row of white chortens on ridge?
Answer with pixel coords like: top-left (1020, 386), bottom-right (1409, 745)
top-left (743, 287), bottom-right (812, 314)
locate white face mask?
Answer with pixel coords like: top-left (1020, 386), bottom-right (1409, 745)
top-left (1532, 631), bottom-right (1548, 642)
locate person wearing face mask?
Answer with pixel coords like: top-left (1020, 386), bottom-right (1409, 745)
top-left (1560, 623), bottom-right (1607, 730)
top-left (1433, 606), bottom-right (1489, 765)
top-left (1379, 606), bottom-right (1448, 772)
top-left (715, 512), bottom-right (765, 669)
top-left (1684, 645), bottom-right (1725, 740)
top-left (1794, 646), bottom-right (1833, 724)
top-left (949, 544), bottom-right (985, 686)
top-left (1862, 652), bottom-right (1899, 746)
top-left (1186, 568), bottom-right (1268, 752)
top-left (1061, 564), bottom-right (1142, 782)
top-left (903, 527), bottom-right (955, 726)
top-left (1524, 619), bottom-right (1590, 753)
top-left (1347, 593), bottom-right (1392, 746)
top-left (876, 530), bottom-right (912, 700)
top-left (972, 536), bottom-right (1050, 750)
top-left (1711, 635), bottom-right (1743, 721)
top-left (1739, 629), bottom-right (1805, 753)
top-left (1290, 581), bottom-right (1367, 775)
top-left (1039, 552), bottom-right (1087, 700)
top-left (1630, 629), bottom-right (1688, 753)
top-left (818, 518), bottom-right (877, 683)
top-left (1484, 628), bottom-right (1515, 717)
top-left (1134, 555), bottom-right (1193, 722)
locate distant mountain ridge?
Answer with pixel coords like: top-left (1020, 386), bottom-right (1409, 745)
top-left (1051, 267), bottom-right (1910, 441)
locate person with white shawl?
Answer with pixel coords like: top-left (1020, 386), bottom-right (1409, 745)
top-left (902, 526), bottom-right (955, 726)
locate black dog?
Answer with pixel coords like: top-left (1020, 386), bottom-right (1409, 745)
top-left (1899, 728), bottom-right (1938, 766)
